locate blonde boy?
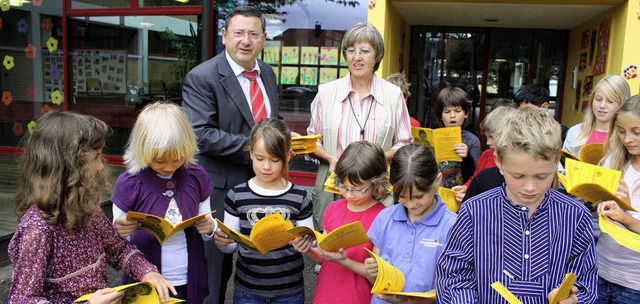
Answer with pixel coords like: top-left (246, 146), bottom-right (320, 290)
top-left (436, 108), bottom-right (597, 303)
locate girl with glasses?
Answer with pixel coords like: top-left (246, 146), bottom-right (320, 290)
top-left (291, 140), bottom-right (390, 304)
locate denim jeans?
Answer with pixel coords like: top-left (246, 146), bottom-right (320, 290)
top-left (233, 290), bottom-right (305, 304)
top-left (595, 277), bottom-right (640, 304)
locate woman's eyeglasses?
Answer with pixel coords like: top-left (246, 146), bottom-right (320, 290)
top-left (345, 48), bottom-right (373, 57)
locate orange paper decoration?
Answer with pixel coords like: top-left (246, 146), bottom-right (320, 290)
top-left (25, 44), bottom-right (36, 59)
top-left (2, 91), bottom-right (13, 106)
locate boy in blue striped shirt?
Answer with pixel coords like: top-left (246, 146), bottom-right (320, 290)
top-left (436, 108), bottom-right (598, 304)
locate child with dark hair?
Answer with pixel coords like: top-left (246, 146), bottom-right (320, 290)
top-left (214, 118), bottom-right (313, 304)
top-left (515, 84), bottom-right (569, 141)
top-left (364, 144), bottom-right (457, 303)
top-left (291, 140), bottom-right (389, 304)
top-left (434, 87), bottom-right (480, 189)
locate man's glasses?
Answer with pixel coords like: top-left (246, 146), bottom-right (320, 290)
top-left (336, 183), bottom-right (371, 195)
top-left (230, 31), bottom-right (264, 40)
top-left (345, 48), bottom-right (373, 57)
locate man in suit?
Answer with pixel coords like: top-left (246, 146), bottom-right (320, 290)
top-left (181, 6), bottom-right (278, 304)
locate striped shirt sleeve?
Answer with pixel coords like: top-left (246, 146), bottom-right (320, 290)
top-left (436, 203), bottom-right (479, 304)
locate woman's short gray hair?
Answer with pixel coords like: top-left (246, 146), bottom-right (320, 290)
top-left (341, 22), bottom-right (385, 72)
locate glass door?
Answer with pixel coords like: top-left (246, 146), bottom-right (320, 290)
top-left (409, 26), bottom-right (567, 139)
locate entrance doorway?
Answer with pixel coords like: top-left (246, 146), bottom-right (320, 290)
top-left (408, 26), bottom-right (568, 141)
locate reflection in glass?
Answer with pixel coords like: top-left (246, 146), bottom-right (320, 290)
top-left (68, 15), bottom-right (200, 154)
top-left (71, 0), bottom-right (130, 9)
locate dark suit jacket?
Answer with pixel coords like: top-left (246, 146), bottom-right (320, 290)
top-left (182, 52), bottom-right (278, 205)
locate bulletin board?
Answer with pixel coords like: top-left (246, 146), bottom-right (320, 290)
top-left (72, 50), bottom-right (127, 94)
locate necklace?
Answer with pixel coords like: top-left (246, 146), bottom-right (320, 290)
top-left (347, 95), bottom-right (375, 140)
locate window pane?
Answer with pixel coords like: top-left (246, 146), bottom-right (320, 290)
top-left (72, 0), bottom-right (130, 9)
top-left (68, 15), bottom-right (200, 155)
top-left (142, 0), bottom-right (203, 7)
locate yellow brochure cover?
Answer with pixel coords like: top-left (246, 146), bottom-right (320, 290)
top-left (364, 248), bottom-right (436, 299)
top-left (287, 221), bottom-right (369, 252)
top-left (127, 210), bottom-right (216, 245)
top-left (216, 213), bottom-right (295, 254)
top-left (74, 282), bottom-right (184, 303)
top-left (412, 126), bottom-right (462, 163)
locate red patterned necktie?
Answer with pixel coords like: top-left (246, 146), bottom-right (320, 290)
top-left (242, 70), bottom-right (266, 123)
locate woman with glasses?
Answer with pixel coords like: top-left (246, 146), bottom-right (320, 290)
top-left (306, 22), bottom-right (413, 234)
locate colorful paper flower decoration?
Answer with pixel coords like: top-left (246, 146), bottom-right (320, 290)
top-left (25, 44), bottom-right (37, 59)
top-left (46, 37), bottom-right (58, 52)
top-left (12, 122), bottom-right (24, 136)
top-left (51, 90), bottom-right (63, 105)
top-left (27, 85), bottom-right (37, 100)
top-left (0, 0), bottom-right (9, 12)
top-left (27, 121), bottom-right (36, 134)
top-left (3, 55), bottom-right (14, 70)
top-left (624, 65), bottom-right (638, 80)
top-left (41, 104), bottom-right (52, 115)
top-left (49, 65), bottom-right (61, 80)
top-left (2, 91), bottom-right (13, 106)
top-left (17, 18), bottom-right (28, 33)
top-left (41, 18), bottom-right (53, 32)
top-left (32, 0), bottom-right (42, 7)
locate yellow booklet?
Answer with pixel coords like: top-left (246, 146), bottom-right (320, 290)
top-left (287, 221), bottom-right (370, 252)
top-left (558, 158), bottom-right (635, 211)
top-left (364, 248), bottom-right (437, 299)
top-left (323, 172), bottom-right (341, 194)
top-left (291, 134), bottom-right (322, 155)
top-left (561, 143), bottom-right (605, 165)
top-left (216, 213), bottom-right (295, 254)
top-left (74, 282), bottom-right (184, 303)
top-left (599, 214), bottom-right (640, 252)
top-left (549, 273), bottom-right (577, 304)
top-left (126, 210), bottom-right (216, 245)
top-left (411, 126), bottom-right (462, 163)
top-left (438, 187), bottom-right (459, 213)
top-left (491, 273), bottom-right (576, 304)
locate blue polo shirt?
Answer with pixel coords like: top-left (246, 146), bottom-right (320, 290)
top-left (368, 195), bottom-right (457, 302)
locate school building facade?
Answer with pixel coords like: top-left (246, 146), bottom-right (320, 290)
top-left (0, 0), bottom-right (639, 198)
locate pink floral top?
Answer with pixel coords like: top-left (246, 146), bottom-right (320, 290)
top-left (9, 205), bottom-right (158, 303)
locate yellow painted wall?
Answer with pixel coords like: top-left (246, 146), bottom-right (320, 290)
top-left (621, 0), bottom-right (640, 95)
top-left (561, 1), bottom-right (640, 127)
top-left (367, 0), bottom-right (410, 78)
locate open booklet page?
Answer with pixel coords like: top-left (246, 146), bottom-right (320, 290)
top-left (364, 248), bottom-right (436, 299)
top-left (437, 187), bottom-right (459, 213)
top-left (216, 213), bottom-right (295, 254)
top-left (74, 282), bottom-right (184, 303)
top-left (287, 221), bottom-right (369, 252)
top-left (491, 273), bottom-right (576, 304)
top-left (549, 273), bottom-right (577, 304)
top-left (127, 210), bottom-right (216, 245)
top-left (559, 158), bottom-right (635, 211)
top-left (323, 173), bottom-right (341, 194)
top-left (578, 143), bottom-right (605, 165)
top-left (599, 214), bottom-right (640, 252)
top-left (411, 126), bottom-right (462, 162)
